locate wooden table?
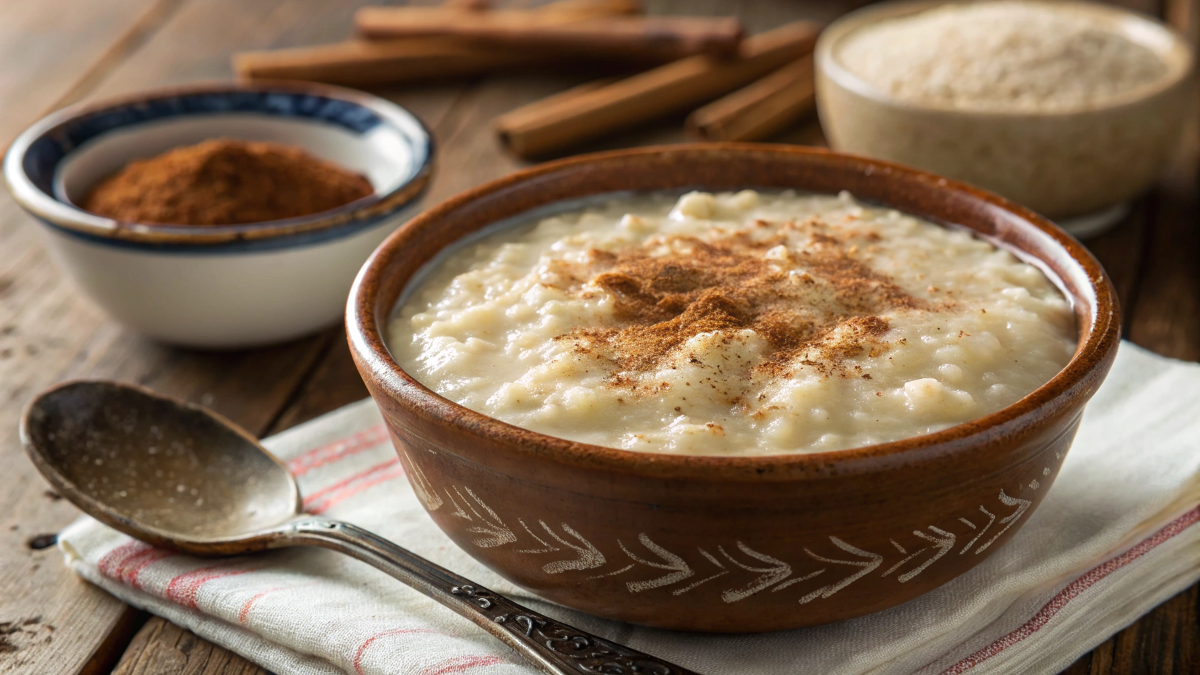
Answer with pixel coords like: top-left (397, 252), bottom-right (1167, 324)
top-left (1, 1), bottom-right (1196, 673)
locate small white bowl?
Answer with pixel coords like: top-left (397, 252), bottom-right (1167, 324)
top-left (816, 0), bottom-right (1195, 222)
top-left (4, 81), bottom-right (433, 349)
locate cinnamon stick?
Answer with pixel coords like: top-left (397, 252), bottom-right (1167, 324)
top-left (356, 14), bottom-right (744, 62)
top-left (509, 77), bottom-right (617, 111)
top-left (1166, 0), bottom-right (1200, 45)
top-left (233, 40), bottom-right (545, 88)
top-left (232, 0), bottom-right (642, 86)
top-left (442, 0), bottom-right (491, 9)
top-left (685, 56), bottom-right (815, 142)
top-left (494, 21), bottom-right (821, 158)
top-left (354, 0), bottom-right (643, 33)
top-left (530, 0), bottom-right (642, 15)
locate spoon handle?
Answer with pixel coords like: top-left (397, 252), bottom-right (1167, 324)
top-left (284, 517), bottom-right (700, 675)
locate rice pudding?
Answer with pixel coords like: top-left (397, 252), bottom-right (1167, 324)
top-left (389, 191), bottom-right (1076, 456)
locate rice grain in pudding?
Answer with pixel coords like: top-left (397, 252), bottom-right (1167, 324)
top-left (389, 191), bottom-right (1076, 456)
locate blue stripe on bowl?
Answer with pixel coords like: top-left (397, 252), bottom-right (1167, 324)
top-left (23, 91), bottom-right (384, 196)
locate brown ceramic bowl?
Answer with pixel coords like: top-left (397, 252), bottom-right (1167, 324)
top-left (346, 144), bottom-right (1120, 633)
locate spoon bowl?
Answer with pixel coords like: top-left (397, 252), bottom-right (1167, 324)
top-left (21, 381), bottom-right (300, 554)
top-left (20, 380), bottom-right (696, 675)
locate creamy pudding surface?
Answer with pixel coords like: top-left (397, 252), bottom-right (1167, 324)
top-left (389, 191), bottom-right (1076, 456)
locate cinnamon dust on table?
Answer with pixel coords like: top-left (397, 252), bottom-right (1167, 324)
top-left (554, 218), bottom-right (928, 385)
top-left (81, 138), bottom-right (374, 226)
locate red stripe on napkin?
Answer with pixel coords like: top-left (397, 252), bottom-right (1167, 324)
top-left (166, 563), bottom-right (255, 608)
top-left (98, 541), bottom-right (152, 577)
top-left (423, 655), bottom-right (508, 675)
top-left (353, 628), bottom-right (446, 675)
top-left (943, 504), bottom-right (1200, 674)
top-left (303, 459), bottom-right (405, 514)
top-left (99, 543), bottom-right (174, 589)
top-left (302, 458), bottom-right (400, 505)
top-left (287, 424), bottom-right (389, 477)
top-left (239, 586), bottom-right (287, 624)
top-left (124, 550), bottom-right (175, 589)
top-left (236, 582), bottom-right (319, 625)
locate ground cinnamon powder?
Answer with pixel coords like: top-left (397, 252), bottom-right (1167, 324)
top-left (81, 138), bottom-right (374, 226)
top-left (555, 218), bottom-right (928, 385)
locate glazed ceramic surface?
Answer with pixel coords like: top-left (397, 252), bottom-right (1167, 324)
top-left (4, 82), bottom-right (433, 348)
top-left (816, 0), bottom-right (1195, 221)
top-left (347, 145), bottom-right (1120, 632)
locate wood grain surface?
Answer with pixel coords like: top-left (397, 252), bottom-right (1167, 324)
top-left (110, 619), bottom-right (264, 675)
top-left (0, 0), bottom-right (1196, 673)
top-left (0, 2), bottom-right (200, 673)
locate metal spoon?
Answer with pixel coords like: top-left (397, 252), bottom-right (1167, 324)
top-left (21, 380), bottom-right (697, 675)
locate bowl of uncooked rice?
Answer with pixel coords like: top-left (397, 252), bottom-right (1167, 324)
top-left (815, 0), bottom-right (1194, 222)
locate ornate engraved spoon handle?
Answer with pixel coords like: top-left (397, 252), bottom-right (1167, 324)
top-left (285, 518), bottom-right (701, 675)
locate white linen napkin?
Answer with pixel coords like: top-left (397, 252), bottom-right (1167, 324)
top-left (57, 341), bottom-right (1200, 675)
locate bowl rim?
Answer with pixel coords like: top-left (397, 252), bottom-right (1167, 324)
top-left (3, 79), bottom-right (434, 247)
top-left (347, 143), bottom-right (1121, 482)
top-left (816, 0), bottom-right (1196, 119)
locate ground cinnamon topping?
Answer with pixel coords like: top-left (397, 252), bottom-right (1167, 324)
top-left (554, 218), bottom-right (927, 384)
top-left (81, 138), bottom-right (374, 226)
